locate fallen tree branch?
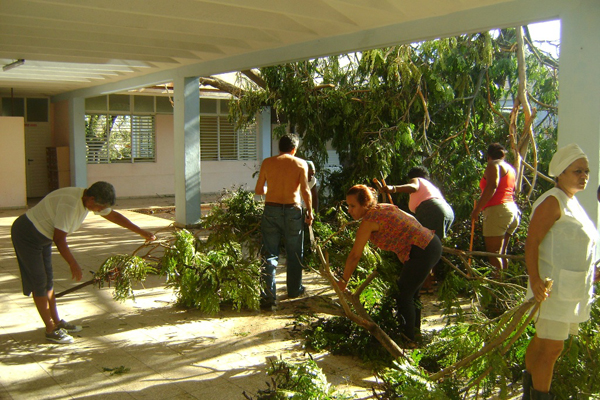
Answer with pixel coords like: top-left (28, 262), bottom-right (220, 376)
top-left (442, 246), bottom-right (524, 261)
top-left (430, 279), bottom-right (552, 382)
top-left (315, 244), bottom-right (406, 360)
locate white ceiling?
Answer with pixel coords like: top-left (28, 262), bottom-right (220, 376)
top-left (0, 0), bottom-right (565, 99)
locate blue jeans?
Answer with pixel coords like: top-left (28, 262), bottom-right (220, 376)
top-left (261, 205), bottom-right (305, 301)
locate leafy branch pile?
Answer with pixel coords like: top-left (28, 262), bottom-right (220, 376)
top-left (88, 188), bottom-right (264, 313)
top-left (244, 357), bottom-right (352, 400)
top-left (160, 229), bottom-right (261, 313)
top-left (94, 254), bottom-right (157, 301)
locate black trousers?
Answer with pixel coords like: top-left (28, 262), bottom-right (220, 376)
top-left (396, 235), bottom-right (442, 340)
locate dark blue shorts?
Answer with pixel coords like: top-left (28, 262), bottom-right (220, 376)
top-left (11, 214), bottom-right (54, 297)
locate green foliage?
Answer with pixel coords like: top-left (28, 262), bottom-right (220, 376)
top-left (224, 26), bottom-right (567, 398)
top-left (102, 365), bottom-right (131, 376)
top-left (249, 357), bottom-right (352, 400)
top-left (201, 187), bottom-right (264, 256)
top-left (303, 305), bottom-right (397, 365)
top-left (552, 292), bottom-right (600, 399)
top-left (95, 254), bottom-right (156, 301)
top-left (161, 229), bottom-right (261, 313)
top-left (376, 358), bottom-right (456, 399)
top-left (231, 30), bottom-right (559, 222)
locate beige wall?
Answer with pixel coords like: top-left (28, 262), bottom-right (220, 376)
top-left (0, 117), bottom-right (27, 208)
top-left (42, 109), bottom-right (260, 198)
top-left (87, 114), bottom-right (260, 198)
top-left (201, 160), bottom-right (260, 195)
top-left (53, 100), bottom-right (70, 146)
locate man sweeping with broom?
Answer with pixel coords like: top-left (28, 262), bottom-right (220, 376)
top-left (11, 181), bottom-right (155, 344)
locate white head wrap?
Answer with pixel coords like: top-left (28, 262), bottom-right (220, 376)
top-left (305, 160), bottom-right (316, 189)
top-left (548, 143), bottom-right (588, 177)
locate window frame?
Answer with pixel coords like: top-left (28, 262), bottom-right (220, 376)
top-left (85, 112), bottom-right (156, 164)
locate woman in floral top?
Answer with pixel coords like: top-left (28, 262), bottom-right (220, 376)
top-left (336, 185), bottom-right (442, 344)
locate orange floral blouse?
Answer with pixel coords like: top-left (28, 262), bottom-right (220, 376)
top-left (363, 203), bottom-right (434, 263)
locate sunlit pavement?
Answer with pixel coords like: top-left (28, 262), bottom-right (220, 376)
top-left (0, 197), bottom-right (375, 400)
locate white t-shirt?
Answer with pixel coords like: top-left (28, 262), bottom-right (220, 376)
top-left (26, 187), bottom-right (111, 239)
top-left (526, 188), bottom-right (598, 323)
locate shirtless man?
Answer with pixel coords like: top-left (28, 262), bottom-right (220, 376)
top-left (255, 134), bottom-right (313, 308)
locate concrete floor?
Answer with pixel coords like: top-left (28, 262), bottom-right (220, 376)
top-left (0, 197), bottom-right (377, 400)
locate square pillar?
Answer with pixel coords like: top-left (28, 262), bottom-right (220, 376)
top-left (68, 97), bottom-right (87, 188)
top-left (173, 76), bottom-right (202, 226)
top-left (257, 107), bottom-right (272, 161)
top-left (558, 0), bottom-right (600, 225)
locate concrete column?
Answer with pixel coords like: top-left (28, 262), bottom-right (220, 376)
top-left (173, 76), bottom-right (202, 226)
top-left (68, 97), bottom-right (87, 188)
top-left (558, 0), bottom-right (600, 225)
top-left (257, 107), bottom-right (272, 161)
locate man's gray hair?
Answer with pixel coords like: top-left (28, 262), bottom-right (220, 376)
top-left (87, 181), bottom-right (116, 206)
top-left (279, 134), bottom-right (299, 153)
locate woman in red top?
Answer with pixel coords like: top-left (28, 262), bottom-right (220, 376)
top-left (336, 185), bottom-right (442, 344)
top-left (471, 143), bottom-right (520, 272)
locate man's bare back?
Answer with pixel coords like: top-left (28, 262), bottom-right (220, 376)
top-left (255, 154), bottom-right (306, 203)
top-left (255, 152), bottom-right (313, 225)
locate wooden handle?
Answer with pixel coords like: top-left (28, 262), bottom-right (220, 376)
top-left (55, 279), bottom-right (97, 298)
top-left (380, 176), bottom-right (394, 205)
top-left (372, 178), bottom-right (393, 204)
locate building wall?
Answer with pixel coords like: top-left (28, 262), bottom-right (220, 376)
top-left (87, 114), bottom-right (175, 197)
top-left (87, 114), bottom-right (260, 198)
top-left (0, 117), bottom-right (27, 208)
top-left (53, 100), bottom-right (70, 146)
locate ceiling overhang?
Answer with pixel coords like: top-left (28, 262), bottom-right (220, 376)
top-left (0, 0), bottom-right (568, 100)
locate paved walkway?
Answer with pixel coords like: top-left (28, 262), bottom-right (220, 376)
top-left (0, 198), bottom-right (374, 400)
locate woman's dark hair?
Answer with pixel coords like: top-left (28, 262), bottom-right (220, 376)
top-left (346, 184), bottom-right (377, 208)
top-left (279, 134), bottom-right (299, 153)
top-left (487, 143), bottom-right (506, 160)
top-left (86, 181), bottom-right (116, 207)
top-left (407, 166), bottom-right (429, 180)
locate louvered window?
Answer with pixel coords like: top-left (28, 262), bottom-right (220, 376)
top-left (131, 115), bottom-right (155, 160)
top-left (200, 115), bottom-right (218, 161)
top-left (85, 114), bottom-right (156, 163)
top-left (237, 122), bottom-right (257, 160)
top-left (200, 99), bottom-right (257, 161)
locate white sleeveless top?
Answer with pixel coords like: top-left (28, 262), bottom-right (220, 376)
top-left (526, 188), bottom-right (598, 323)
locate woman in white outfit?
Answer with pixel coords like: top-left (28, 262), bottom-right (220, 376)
top-left (522, 143), bottom-right (599, 400)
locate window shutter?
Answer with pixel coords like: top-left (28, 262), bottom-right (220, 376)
top-left (237, 122), bottom-right (257, 160)
top-left (219, 116), bottom-right (237, 160)
top-left (200, 115), bottom-right (218, 161)
top-left (132, 115), bottom-right (155, 161)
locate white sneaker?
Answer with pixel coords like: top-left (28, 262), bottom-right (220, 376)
top-left (45, 328), bottom-right (74, 344)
